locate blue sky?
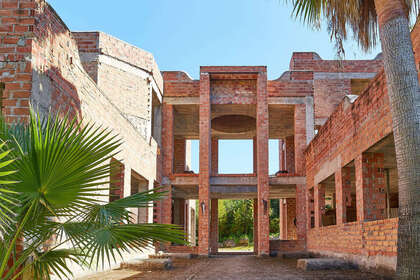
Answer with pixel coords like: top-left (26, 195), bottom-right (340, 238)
top-left (48, 0), bottom-right (381, 174)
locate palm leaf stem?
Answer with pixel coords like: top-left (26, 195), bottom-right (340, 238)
top-left (0, 200), bottom-right (37, 277)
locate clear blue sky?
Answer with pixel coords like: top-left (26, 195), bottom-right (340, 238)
top-left (48, 0), bottom-right (381, 174)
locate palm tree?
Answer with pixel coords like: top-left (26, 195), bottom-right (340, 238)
top-left (0, 110), bottom-right (186, 280)
top-left (285, 1), bottom-right (420, 278)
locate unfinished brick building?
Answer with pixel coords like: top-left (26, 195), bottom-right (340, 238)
top-left (1, 0), bottom-right (418, 276)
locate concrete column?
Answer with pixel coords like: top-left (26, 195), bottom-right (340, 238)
top-left (211, 137), bottom-right (218, 175)
top-left (210, 199), bottom-right (218, 254)
top-left (279, 199), bottom-right (287, 240)
top-left (355, 153), bottom-right (386, 222)
top-left (279, 139), bottom-right (285, 171)
top-left (256, 71), bottom-right (269, 256)
top-left (285, 136), bottom-right (295, 174)
top-left (198, 72), bottom-right (211, 256)
top-left (161, 103), bottom-right (174, 225)
top-left (314, 184), bottom-right (325, 228)
top-left (294, 104), bottom-right (307, 240)
top-left (253, 199), bottom-right (258, 254)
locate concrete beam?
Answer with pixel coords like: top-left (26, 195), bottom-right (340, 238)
top-left (269, 176), bottom-right (306, 185)
top-left (210, 176), bottom-right (257, 186)
top-left (163, 97), bottom-right (200, 105)
top-left (170, 175), bottom-right (199, 186)
top-left (268, 97), bottom-right (306, 105)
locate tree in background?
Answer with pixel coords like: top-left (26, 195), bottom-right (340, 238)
top-left (285, 1), bottom-right (420, 278)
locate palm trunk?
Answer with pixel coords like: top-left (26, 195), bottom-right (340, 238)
top-left (374, 0), bottom-right (420, 278)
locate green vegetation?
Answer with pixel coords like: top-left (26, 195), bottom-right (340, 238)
top-left (218, 199), bottom-right (280, 246)
top-left (0, 110), bottom-right (186, 280)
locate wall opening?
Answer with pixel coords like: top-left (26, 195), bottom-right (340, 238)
top-left (188, 139), bottom-right (199, 173)
top-left (319, 175), bottom-right (337, 227)
top-left (218, 199), bottom-right (254, 253)
top-left (109, 158), bottom-right (124, 202)
top-left (342, 161), bottom-right (357, 223)
top-left (218, 140), bottom-right (253, 174)
top-left (269, 139), bottom-right (279, 176)
top-left (130, 170), bottom-right (149, 224)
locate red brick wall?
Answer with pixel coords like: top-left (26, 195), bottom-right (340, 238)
top-left (286, 198), bottom-right (297, 240)
top-left (0, 0), bottom-right (35, 123)
top-left (173, 137), bottom-right (186, 173)
top-left (269, 240), bottom-right (305, 253)
top-left (307, 218), bottom-right (398, 258)
top-left (314, 79), bottom-right (351, 120)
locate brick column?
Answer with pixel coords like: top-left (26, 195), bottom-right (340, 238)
top-left (211, 137), bottom-right (218, 175)
top-left (253, 199), bottom-right (258, 254)
top-left (256, 71), bottom-right (269, 256)
top-left (253, 136), bottom-right (257, 174)
top-left (198, 72), bottom-right (211, 256)
top-left (279, 139), bottom-right (285, 171)
top-left (174, 137), bottom-right (186, 173)
top-left (285, 136), bottom-right (295, 174)
top-left (286, 198), bottom-right (297, 240)
top-left (294, 104), bottom-right (307, 240)
top-left (279, 199), bottom-right (287, 240)
top-left (355, 153), bottom-right (386, 222)
top-left (161, 103), bottom-right (174, 225)
top-left (314, 184), bottom-right (325, 228)
top-left (210, 199), bottom-right (218, 254)
top-left (335, 167), bottom-right (352, 225)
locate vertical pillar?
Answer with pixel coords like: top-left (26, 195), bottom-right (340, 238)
top-left (161, 104), bottom-right (174, 225)
top-left (335, 167), bottom-right (353, 225)
top-left (256, 70), bottom-right (269, 256)
top-left (198, 72), bottom-right (211, 255)
top-left (279, 139), bottom-right (285, 171)
top-left (253, 199), bottom-right (259, 254)
top-left (294, 104), bottom-right (307, 240)
top-left (279, 199), bottom-right (287, 240)
top-left (355, 153), bottom-right (386, 221)
top-left (286, 198), bottom-right (297, 240)
top-left (173, 137), bottom-right (186, 173)
top-left (210, 199), bottom-right (218, 254)
top-left (211, 137), bottom-right (218, 175)
top-left (253, 136), bottom-right (257, 174)
top-left (285, 136), bottom-right (295, 174)
top-left (314, 184), bottom-right (325, 228)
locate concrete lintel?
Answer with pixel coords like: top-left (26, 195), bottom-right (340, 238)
top-left (170, 175), bottom-right (199, 186)
top-left (269, 176), bottom-right (306, 185)
top-left (210, 176), bottom-right (257, 186)
top-left (305, 96), bottom-right (315, 144)
top-left (268, 97), bottom-right (306, 105)
top-left (314, 72), bottom-right (377, 80)
top-left (163, 97), bottom-right (200, 105)
top-left (211, 186), bottom-right (257, 193)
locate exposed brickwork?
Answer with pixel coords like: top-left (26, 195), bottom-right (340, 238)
top-left (198, 72), bottom-right (211, 255)
top-left (256, 70), bottom-right (269, 256)
top-left (307, 218), bottom-right (398, 258)
top-left (355, 153), bottom-right (386, 222)
top-left (211, 137), bottom-right (218, 175)
top-left (174, 137), bottom-right (186, 173)
top-left (210, 199), bottom-right (218, 254)
top-left (285, 136), bottom-right (295, 174)
top-left (0, 0), bottom-right (35, 123)
top-left (269, 240), bottom-right (305, 254)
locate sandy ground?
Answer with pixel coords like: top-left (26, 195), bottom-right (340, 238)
top-left (78, 255), bottom-right (394, 280)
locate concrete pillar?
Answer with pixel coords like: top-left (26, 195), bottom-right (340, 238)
top-left (253, 199), bottom-right (258, 254)
top-left (279, 139), bottom-right (285, 171)
top-left (285, 136), bottom-right (295, 174)
top-left (355, 153), bottom-right (386, 221)
top-left (173, 137), bottom-right (186, 173)
top-left (198, 72), bottom-right (211, 256)
top-left (256, 71), bottom-right (269, 256)
top-left (210, 199), bottom-right (218, 254)
top-left (211, 137), bottom-right (218, 175)
top-left (314, 183), bottom-right (325, 228)
top-left (294, 104), bottom-right (307, 241)
top-left (279, 199), bottom-right (287, 240)
top-left (161, 103), bottom-right (174, 225)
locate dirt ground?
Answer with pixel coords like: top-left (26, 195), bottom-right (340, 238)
top-left (78, 255), bottom-right (395, 280)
